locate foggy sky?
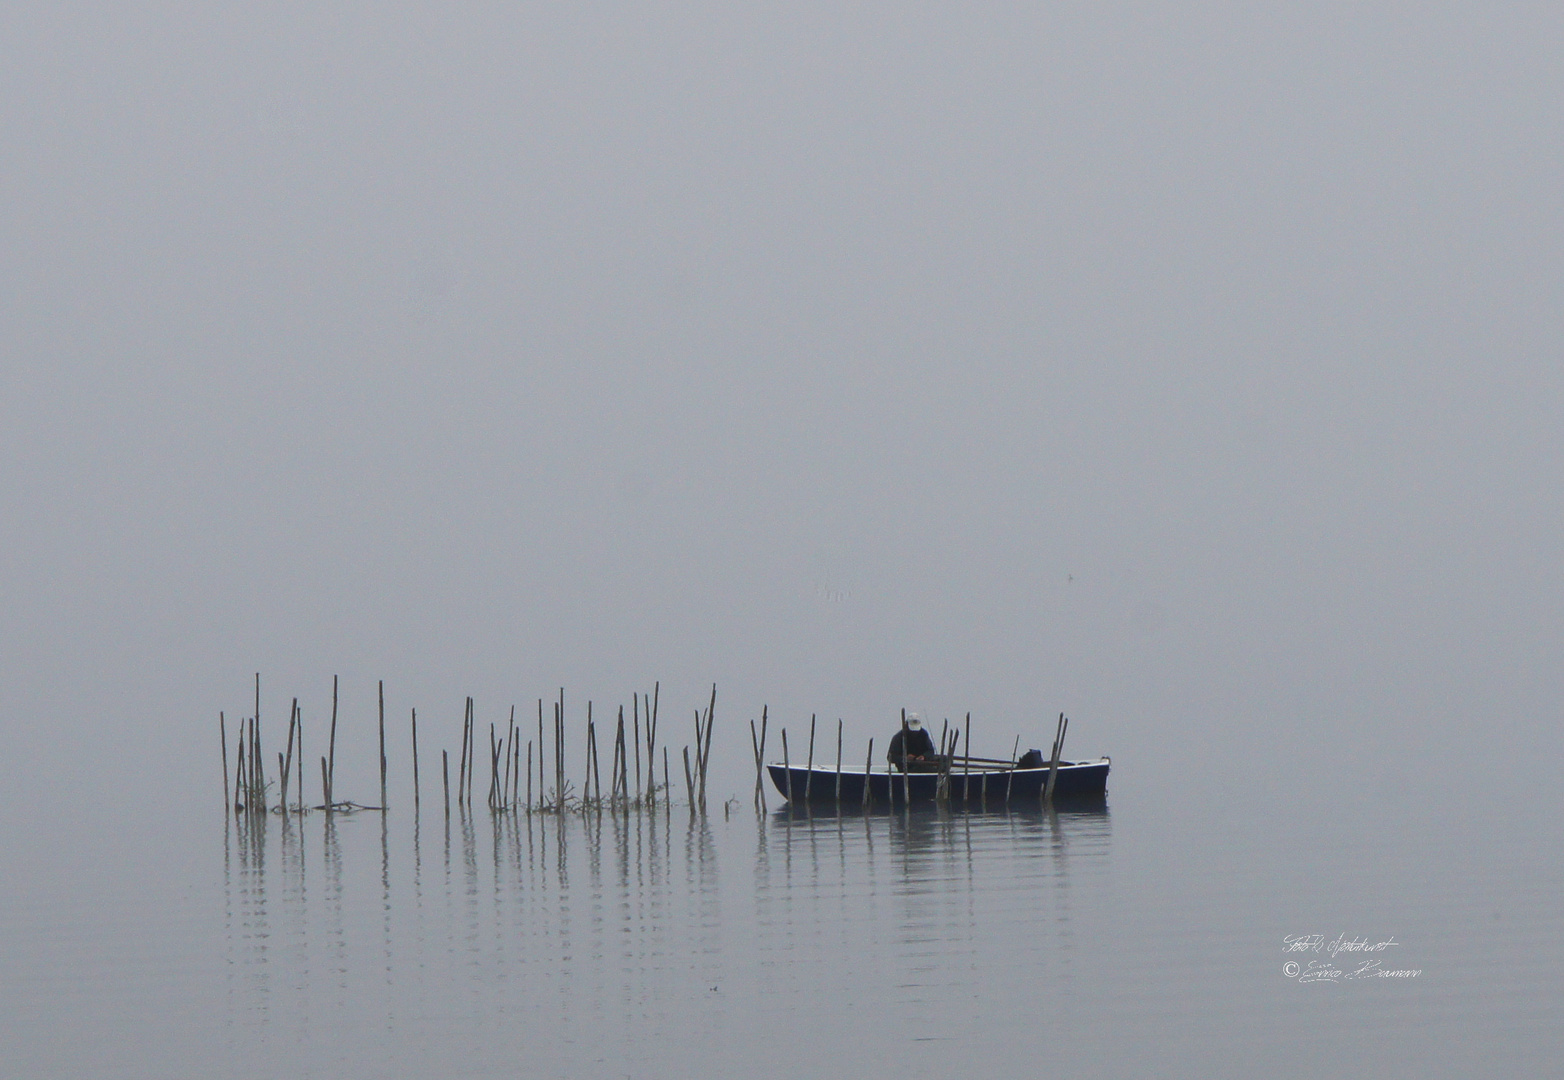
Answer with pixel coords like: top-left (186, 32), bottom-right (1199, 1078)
top-left (3, 3), bottom-right (1561, 810)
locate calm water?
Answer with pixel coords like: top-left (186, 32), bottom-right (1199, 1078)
top-left (3, 766), bottom-right (1560, 1079)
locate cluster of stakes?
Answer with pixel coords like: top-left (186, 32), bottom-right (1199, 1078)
top-left (223, 676), bottom-right (1079, 820)
top-left (222, 676), bottom-right (720, 819)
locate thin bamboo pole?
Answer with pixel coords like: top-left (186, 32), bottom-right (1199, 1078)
top-left (322, 756), bottom-right (332, 815)
top-left (220, 712), bottom-right (229, 814)
top-left (588, 717), bottom-right (601, 805)
top-left (526, 741), bottom-right (533, 811)
top-left (442, 749), bottom-right (449, 817)
top-left (1005, 735), bottom-right (1020, 803)
top-left (863, 739), bottom-right (874, 808)
top-left (682, 746), bottom-right (696, 808)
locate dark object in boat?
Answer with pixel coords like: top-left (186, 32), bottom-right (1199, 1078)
top-left (1017, 748), bottom-right (1045, 769)
top-left (766, 756), bottom-right (1110, 806)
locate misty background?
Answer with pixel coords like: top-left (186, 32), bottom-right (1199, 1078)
top-left (3, 2), bottom-right (1561, 830)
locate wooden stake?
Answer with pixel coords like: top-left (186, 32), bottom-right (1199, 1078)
top-left (692, 709), bottom-right (704, 805)
top-left (1043, 714), bottom-right (1067, 806)
top-left (644, 687), bottom-right (656, 797)
top-left (220, 712), bottom-right (229, 814)
top-left (805, 714), bottom-right (816, 802)
top-left (250, 717), bottom-right (261, 813)
top-left (503, 709), bottom-right (514, 811)
top-left (782, 729), bottom-right (792, 805)
top-left (555, 691), bottom-right (565, 814)
top-left (614, 706), bottom-right (627, 803)
top-left (749, 717), bottom-right (764, 807)
top-left (700, 684), bottom-right (716, 808)
top-left (442, 749), bottom-right (449, 817)
top-left (457, 699), bottom-right (465, 806)
top-left (411, 709), bottom-right (421, 809)
top-left (633, 698), bottom-right (642, 803)
top-left (899, 710), bottom-right (910, 808)
top-left (488, 722), bottom-right (499, 809)
top-left (327, 675), bottom-right (338, 801)
top-left (835, 719), bottom-right (843, 806)
top-left (1005, 735), bottom-right (1020, 803)
top-left (233, 736), bottom-right (245, 812)
top-left (589, 713), bottom-right (601, 804)
top-left (253, 674), bottom-right (260, 805)
top-left (296, 716), bottom-right (304, 816)
top-left (281, 700), bottom-right (296, 812)
top-left (963, 713), bottom-right (971, 805)
top-left (378, 681), bottom-right (387, 812)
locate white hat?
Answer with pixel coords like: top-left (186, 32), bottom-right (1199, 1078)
top-left (905, 712), bottom-right (923, 730)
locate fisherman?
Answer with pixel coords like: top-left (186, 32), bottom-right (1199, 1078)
top-left (887, 712), bottom-right (937, 770)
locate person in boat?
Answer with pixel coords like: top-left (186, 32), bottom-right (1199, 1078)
top-left (887, 712), bottom-right (937, 770)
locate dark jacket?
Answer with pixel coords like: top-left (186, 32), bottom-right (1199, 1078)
top-left (887, 726), bottom-right (936, 765)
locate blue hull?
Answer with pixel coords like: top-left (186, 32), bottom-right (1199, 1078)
top-left (765, 759), bottom-right (1109, 807)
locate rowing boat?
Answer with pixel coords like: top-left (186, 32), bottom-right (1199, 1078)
top-left (765, 756), bottom-right (1110, 806)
